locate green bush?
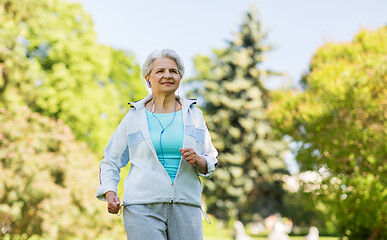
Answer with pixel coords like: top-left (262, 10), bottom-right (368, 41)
top-left (0, 103), bottom-right (126, 239)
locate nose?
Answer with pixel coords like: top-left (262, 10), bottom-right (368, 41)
top-left (163, 72), bottom-right (172, 79)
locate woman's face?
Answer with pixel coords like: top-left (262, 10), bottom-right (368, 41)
top-left (147, 57), bottom-right (181, 95)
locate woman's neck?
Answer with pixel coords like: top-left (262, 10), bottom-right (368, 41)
top-left (150, 93), bottom-right (178, 113)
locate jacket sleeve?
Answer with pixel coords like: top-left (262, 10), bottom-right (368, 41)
top-left (96, 113), bottom-right (130, 201)
top-left (196, 110), bottom-right (218, 178)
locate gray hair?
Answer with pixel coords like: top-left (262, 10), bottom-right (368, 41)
top-left (142, 49), bottom-right (185, 79)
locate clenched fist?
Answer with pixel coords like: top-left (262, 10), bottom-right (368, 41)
top-left (180, 148), bottom-right (207, 174)
top-left (105, 191), bottom-right (121, 214)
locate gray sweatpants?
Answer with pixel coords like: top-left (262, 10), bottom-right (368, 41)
top-left (123, 203), bottom-right (203, 240)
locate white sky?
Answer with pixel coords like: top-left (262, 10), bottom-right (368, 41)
top-left (74, 0), bottom-right (386, 89)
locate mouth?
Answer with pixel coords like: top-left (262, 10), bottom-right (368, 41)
top-left (161, 82), bottom-right (174, 85)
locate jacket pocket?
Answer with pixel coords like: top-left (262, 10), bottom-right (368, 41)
top-left (127, 131), bottom-right (145, 147)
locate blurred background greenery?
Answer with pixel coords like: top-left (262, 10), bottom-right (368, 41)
top-left (0, 0), bottom-right (385, 239)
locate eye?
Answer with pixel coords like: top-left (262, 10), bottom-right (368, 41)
top-left (171, 69), bottom-right (178, 74)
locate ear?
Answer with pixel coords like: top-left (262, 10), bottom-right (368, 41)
top-left (145, 77), bottom-right (150, 88)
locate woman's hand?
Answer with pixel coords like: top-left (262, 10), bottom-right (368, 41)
top-left (105, 191), bottom-right (121, 214)
top-left (180, 148), bottom-right (208, 174)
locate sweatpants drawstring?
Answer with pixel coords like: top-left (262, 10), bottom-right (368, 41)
top-left (200, 207), bottom-right (211, 224)
top-left (117, 204), bottom-right (124, 216)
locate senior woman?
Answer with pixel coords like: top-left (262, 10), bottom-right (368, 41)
top-left (96, 49), bottom-right (218, 240)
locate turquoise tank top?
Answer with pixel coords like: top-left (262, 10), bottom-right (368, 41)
top-left (146, 109), bottom-right (184, 183)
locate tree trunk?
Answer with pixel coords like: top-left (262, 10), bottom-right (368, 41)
top-left (367, 226), bottom-right (382, 240)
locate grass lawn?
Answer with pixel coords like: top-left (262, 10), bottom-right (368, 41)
top-left (204, 234), bottom-right (339, 240)
top-left (247, 236), bottom-right (339, 240)
top-left (203, 219), bottom-right (339, 240)
top-left (247, 238), bottom-right (338, 240)
top-left (203, 219), bottom-right (233, 240)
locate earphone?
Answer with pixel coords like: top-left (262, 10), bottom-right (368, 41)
top-left (147, 74), bottom-right (181, 167)
top-left (151, 97), bottom-right (177, 167)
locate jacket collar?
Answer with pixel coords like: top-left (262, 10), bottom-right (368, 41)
top-left (130, 94), bottom-right (196, 110)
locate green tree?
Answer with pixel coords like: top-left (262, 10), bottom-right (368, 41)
top-left (0, 102), bottom-right (126, 239)
top-left (0, 0), bottom-right (147, 153)
top-left (0, 0), bottom-right (147, 238)
top-left (189, 6), bottom-right (288, 223)
top-left (269, 27), bottom-right (387, 239)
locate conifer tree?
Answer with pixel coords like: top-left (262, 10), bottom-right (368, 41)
top-left (190, 6), bottom-right (288, 223)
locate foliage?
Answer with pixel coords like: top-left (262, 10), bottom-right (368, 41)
top-left (280, 174), bottom-right (338, 235)
top-left (0, 0), bottom-right (147, 238)
top-left (0, 102), bottom-right (126, 239)
top-left (0, 0), bottom-right (147, 153)
top-left (268, 27), bottom-right (387, 240)
top-left (189, 6), bottom-right (288, 223)
top-left (280, 192), bottom-right (326, 232)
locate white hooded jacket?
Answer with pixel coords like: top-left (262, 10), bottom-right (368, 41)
top-left (96, 95), bottom-right (218, 207)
